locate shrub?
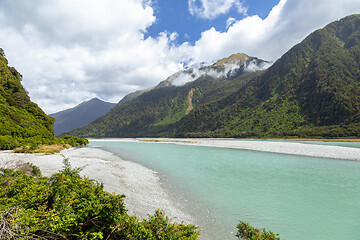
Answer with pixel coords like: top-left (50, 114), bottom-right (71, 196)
top-left (0, 135), bottom-right (19, 150)
top-left (236, 221), bottom-right (280, 240)
top-left (60, 135), bottom-right (89, 146)
top-left (0, 159), bottom-right (200, 239)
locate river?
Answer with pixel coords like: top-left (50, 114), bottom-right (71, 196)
top-left (88, 139), bottom-right (360, 240)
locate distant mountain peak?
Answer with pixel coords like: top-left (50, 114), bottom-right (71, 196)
top-left (50, 98), bottom-right (116, 136)
top-left (157, 53), bottom-right (271, 87)
top-left (87, 97), bottom-right (108, 103)
top-left (89, 97), bottom-right (101, 101)
top-left (213, 53), bottom-right (250, 67)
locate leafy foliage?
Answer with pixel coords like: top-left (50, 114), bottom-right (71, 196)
top-left (0, 161), bottom-right (280, 239)
top-left (0, 48), bottom-right (5, 57)
top-left (0, 51), bottom-right (88, 150)
top-left (236, 221), bottom-right (280, 240)
top-left (0, 54), bottom-right (54, 138)
top-left (0, 161), bottom-right (200, 239)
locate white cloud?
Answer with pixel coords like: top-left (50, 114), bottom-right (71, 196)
top-left (191, 0), bottom-right (286, 63)
top-left (188, 0), bottom-right (247, 19)
top-left (0, 0), bottom-right (189, 113)
top-left (0, 0), bottom-right (360, 114)
top-left (191, 0), bottom-right (360, 63)
top-left (170, 57), bottom-right (272, 87)
top-left (226, 17), bottom-right (236, 29)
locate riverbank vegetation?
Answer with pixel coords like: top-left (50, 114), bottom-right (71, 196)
top-left (0, 134), bottom-right (88, 153)
top-left (236, 221), bottom-right (280, 240)
top-left (0, 159), bottom-right (281, 239)
top-left (0, 159), bottom-right (200, 239)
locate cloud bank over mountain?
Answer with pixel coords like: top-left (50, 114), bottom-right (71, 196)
top-left (0, 0), bottom-right (359, 113)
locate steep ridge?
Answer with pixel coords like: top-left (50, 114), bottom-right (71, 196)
top-left (118, 89), bottom-right (153, 104)
top-left (174, 14), bottom-right (360, 138)
top-left (50, 98), bottom-right (116, 135)
top-left (0, 50), bottom-right (55, 148)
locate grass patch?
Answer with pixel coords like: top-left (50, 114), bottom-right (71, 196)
top-left (13, 144), bottom-right (72, 154)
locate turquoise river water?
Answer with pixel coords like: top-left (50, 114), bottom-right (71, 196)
top-left (88, 140), bottom-right (360, 240)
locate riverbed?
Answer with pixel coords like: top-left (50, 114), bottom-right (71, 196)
top-left (1, 139), bottom-right (360, 239)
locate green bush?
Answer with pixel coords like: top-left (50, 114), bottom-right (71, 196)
top-left (0, 160), bottom-right (200, 239)
top-left (236, 221), bottom-right (280, 240)
top-left (0, 135), bottom-right (19, 150)
top-left (60, 135), bottom-right (89, 146)
top-left (0, 160), bottom-right (286, 239)
top-left (141, 210), bottom-right (199, 239)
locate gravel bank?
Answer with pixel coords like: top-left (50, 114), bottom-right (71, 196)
top-left (0, 147), bottom-right (193, 223)
top-left (179, 139), bottom-right (360, 161)
top-left (135, 138), bottom-right (360, 161)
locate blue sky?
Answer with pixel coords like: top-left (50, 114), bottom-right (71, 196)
top-left (0, 0), bottom-right (359, 113)
top-left (146, 0), bottom-right (279, 44)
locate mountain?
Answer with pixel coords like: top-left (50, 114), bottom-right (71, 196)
top-left (0, 49), bottom-right (55, 148)
top-left (157, 53), bottom-right (271, 88)
top-left (50, 98), bottom-right (116, 136)
top-left (118, 53), bottom-right (270, 104)
top-left (69, 14), bottom-right (360, 139)
top-left (67, 53), bottom-right (269, 138)
top-left (173, 14), bottom-right (360, 138)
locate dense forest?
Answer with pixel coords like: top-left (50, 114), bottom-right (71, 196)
top-left (0, 50), bottom-right (87, 151)
top-left (68, 14), bottom-right (360, 139)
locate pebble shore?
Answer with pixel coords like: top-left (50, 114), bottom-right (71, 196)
top-left (0, 147), bottom-right (193, 223)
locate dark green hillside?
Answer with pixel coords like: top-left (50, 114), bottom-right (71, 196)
top-left (174, 14), bottom-right (360, 138)
top-left (0, 50), bottom-right (88, 150)
top-left (0, 51), bottom-right (56, 148)
top-left (68, 70), bottom-right (263, 138)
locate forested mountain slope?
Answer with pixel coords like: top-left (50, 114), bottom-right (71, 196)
top-left (0, 49), bottom-right (88, 150)
top-left (69, 14), bottom-right (360, 138)
top-left (0, 50), bottom-right (55, 148)
top-left (174, 14), bottom-right (360, 138)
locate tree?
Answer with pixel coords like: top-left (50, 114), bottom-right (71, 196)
top-left (236, 221), bottom-right (280, 240)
